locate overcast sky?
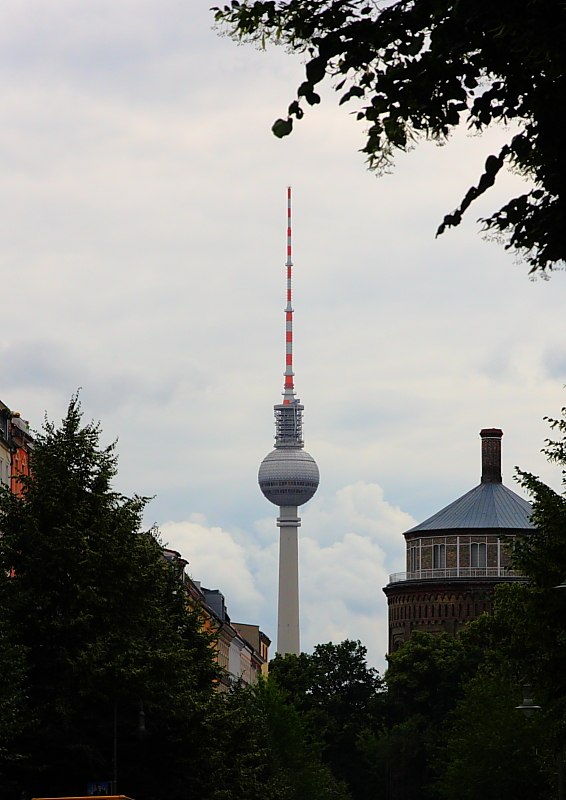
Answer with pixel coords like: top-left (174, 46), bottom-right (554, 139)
top-left (2, 0), bottom-right (565, 670)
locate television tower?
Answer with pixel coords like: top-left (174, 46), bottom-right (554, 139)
top-left (258, 187), bottom-right (320, 656)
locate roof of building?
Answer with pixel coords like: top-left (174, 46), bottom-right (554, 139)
top-left (406, 481), bottom-right (534, 533)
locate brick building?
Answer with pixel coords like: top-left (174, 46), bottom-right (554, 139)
top-left (10, 412), bottom-right (33, 496)
top-left (383, 429), bottom-right (534, 652)
top-left (0, 400), bottom-right (33, 497)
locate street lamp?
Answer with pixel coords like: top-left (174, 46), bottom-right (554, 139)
top-left (515, 686), bottom-right (541, 718)
top-left (514, 687), bottom-right (563, 800)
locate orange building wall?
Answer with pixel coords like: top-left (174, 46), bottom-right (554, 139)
top-left (11, 446), bottom-right (29, 497)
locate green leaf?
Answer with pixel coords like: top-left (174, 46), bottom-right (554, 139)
top-left (297, 80), bottom-right (313, 98)
top-left (288, 100), bottom-right (304, 119)
top-left (272, 117), bottom-right (293, 137)
top-left (305, 91), bottom-right (321, 105)
top-left (339, 85), bottom-right (365, 105)
top-left (305, 56), bottom-right (327, 85)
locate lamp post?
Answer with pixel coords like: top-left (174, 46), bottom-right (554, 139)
top-left (111, 696), bottom-right (148, 794)
top-left (113, 699), bottom-right (118, 795)
top-left (515, 686), bottom-right (563, 800)
top-left (135, 696), bottom-right (147, 742)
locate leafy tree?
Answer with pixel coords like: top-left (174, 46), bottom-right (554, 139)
top-left (385, 630), bottom-right (482, 724)
top-left (0, 622), bottom-right (27, 792)
top-left (0, 396), bottom-right (218, 800)
top-left (461, 407), bottom-right (566, 711)
top-left (201, 678), bottom-right (351, 800)
top-left (214, 0), bottom-right (566, 273)
top-left (269, 640), bottom-right (384, 800)
top-left (377, 631), bottom-right (483, 800)
top-left (455, 406), bottom-right (566, 739)
top-left (433, 659), bottom-right (552, 800)
top-left (435, 405), bottom-right (566, 799)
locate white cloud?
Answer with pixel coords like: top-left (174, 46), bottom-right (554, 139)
top-left (161, 483), bottom-right (414, 672)
top-left (300, 534), bottom-right (391, 668)
top-left (160, 514), bottom-right (265, 617)
top-left (302, 481), bottom-right (414, 558)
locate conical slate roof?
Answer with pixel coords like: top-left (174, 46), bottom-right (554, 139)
top-left (406, 481), bottom-right (534, 533)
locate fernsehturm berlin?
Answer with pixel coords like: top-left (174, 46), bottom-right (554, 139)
top-left (258, 188), bottom-right (319, 656)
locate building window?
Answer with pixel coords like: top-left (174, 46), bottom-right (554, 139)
top-left (471, 542), bottom-right (487, 568)
top-left (432, 544), bottom-right (446, 569)
top-left (409, 546), bottom-right (418, 573)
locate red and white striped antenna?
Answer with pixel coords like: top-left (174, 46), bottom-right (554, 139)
top-left (283, 186), bottom-right (295, 404)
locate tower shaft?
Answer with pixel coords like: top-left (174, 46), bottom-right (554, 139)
top-left (277, 506), bottom-right (300, 655)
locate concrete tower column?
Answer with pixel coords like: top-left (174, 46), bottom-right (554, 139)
top-left (276, 506), bottom-right (301, 655)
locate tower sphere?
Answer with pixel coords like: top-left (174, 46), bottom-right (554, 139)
top-left (258, 448), bottom-right (319, 507)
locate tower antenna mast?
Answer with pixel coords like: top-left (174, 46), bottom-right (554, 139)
top-left (283, 186), bottom-right (295, 404)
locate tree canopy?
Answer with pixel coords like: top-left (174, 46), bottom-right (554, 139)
top-left (377, 631), bottom-right (484, 800)
top-left (270, 640), bottom-right (385, 800)
top-left (0, 398), bottom-right (358, 800)
top-left (202, 678), bottom-right (351, 800)
top-left (0, 396), bottom-right (218, 799)
top-left (214, 0), bottom-right (566, 274)
top-left (434, 660), bottom-right (552, 800)
top-left (425, 405), bottom-right (566, 800)
top-left (462, 406), bottom-right (566, 732)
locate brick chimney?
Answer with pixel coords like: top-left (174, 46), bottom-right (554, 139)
top-left (480, 428), bottom-right (503, 483)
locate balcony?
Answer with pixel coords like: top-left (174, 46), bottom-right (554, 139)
top-left (388, 567), bottom-right (524, 583)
